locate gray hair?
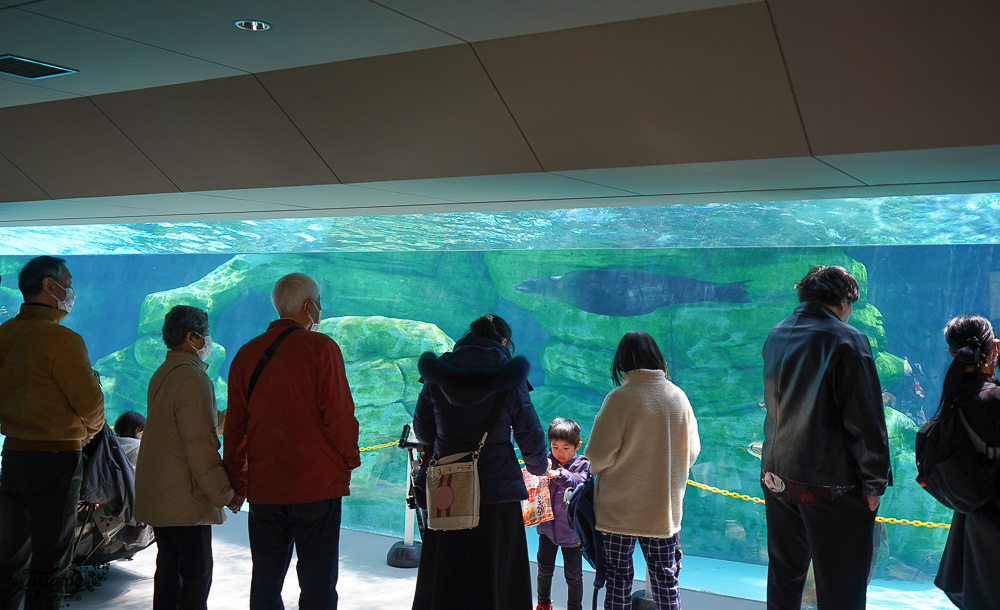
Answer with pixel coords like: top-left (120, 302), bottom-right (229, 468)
top-left (271, 273), bottom-right (320, 317)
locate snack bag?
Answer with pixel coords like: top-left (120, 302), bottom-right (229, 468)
top-left (521, 468), bottom-right (554, 527)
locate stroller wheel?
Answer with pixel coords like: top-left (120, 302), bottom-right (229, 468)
top-left (64, 565), bottom-right (87, 597)
top-left (63, 563), bottom-right (111, 597)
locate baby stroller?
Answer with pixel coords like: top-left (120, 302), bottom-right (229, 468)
top-left (67, 424), bottom-right (154, 594)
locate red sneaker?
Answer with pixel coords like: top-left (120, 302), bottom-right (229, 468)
top-left (536, 606), bottom-right (553, 610)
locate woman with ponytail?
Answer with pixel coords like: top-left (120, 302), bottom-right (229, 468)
top-left (932, 315), bottom-right (1000, 608)
top-left (411, 314), bottom-right (547, 609)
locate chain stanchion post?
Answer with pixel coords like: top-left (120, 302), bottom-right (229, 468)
top-left (386, 426), bottom-right (422, 568)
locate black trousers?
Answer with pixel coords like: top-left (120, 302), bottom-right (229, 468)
top-left (151, 525), bottom-right (213, 610)
top-left (0, 450), bottom-right (83, 610)
top-left (536, 533), bottom-right (584, 610)
top-left (764, 486), bottom-right (876, 610)
top-left (248, 497), bottom-right (342, 610)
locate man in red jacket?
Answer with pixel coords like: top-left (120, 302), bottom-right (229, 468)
top-left (224, 272), bottom-right (360, 610)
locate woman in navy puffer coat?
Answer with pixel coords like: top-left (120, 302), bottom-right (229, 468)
top-left (411, 314), bottom-right (547, 610)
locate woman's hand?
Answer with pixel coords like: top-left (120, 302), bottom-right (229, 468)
top-left (227, 495), bottom-right (245, 513)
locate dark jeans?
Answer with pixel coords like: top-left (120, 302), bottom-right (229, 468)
top-left (764, 486), bottom-right (876, 610)
top-left (248, 497), bottom-right (342, 610)
top-left (0, 449), bottom-right (83, 610)
top-left (151, 525), bottom-right (213, 610)
top-left (536, 533), bottom-right (583, 610)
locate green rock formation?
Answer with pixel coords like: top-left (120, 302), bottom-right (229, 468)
top-left (137, 252), bottom-right (499, 342)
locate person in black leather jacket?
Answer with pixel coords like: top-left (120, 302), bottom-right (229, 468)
top-left (411, 314), bottom-right (547, 610)
top-left (761, 265), bottom-right (892, 610)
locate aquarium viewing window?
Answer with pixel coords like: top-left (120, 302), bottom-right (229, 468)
top-left (1, 190), bottom-right (998, 608)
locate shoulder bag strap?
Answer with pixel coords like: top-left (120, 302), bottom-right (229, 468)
top-left (474, 390), bottom-right (509, 456)
top-left (958, 408), bottom-right (1000, 459)
top-left (247, 326), bottom-right (301, 402)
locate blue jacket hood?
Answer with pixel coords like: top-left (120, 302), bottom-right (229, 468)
top-left (417, 335), bottom-right (530, 406)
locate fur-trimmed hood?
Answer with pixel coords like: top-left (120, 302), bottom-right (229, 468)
top-left (418, 335), bottom-right (530, 406)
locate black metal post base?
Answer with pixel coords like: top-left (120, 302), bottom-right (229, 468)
top-left (630, 589), bottom-right (655, 609)
top-left (386, 540), bottom-right (422, 568)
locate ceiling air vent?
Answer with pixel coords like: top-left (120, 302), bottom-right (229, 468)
top-left (0, 55), bottom-right (77, 79)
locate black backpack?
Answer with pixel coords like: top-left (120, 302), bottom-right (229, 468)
top-left (915, 404), bottom-right (998, 514)
top-left (566, 476), bottom-right (605, 610)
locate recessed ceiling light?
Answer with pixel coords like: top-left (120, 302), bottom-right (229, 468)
top-left (234, 20), bottom-right (271, 32)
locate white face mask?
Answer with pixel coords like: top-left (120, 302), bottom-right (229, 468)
top-left (191, 334), bottom-right (213, 362)
top-left (307, 301), bottom-right (321, 332)
top-left (51, 280), bottom-right (76, 314)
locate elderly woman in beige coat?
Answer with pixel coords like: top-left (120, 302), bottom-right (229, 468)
top-left (585, 331), bottom-right (701, 610)
top-left (135, 305), bottom-right (238, 610)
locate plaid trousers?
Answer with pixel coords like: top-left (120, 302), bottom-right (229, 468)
top-left (601, 532), bottom-right (681, 610)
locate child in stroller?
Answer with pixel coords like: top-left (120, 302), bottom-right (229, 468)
top-left (68, 423), bottom-right (154, 594)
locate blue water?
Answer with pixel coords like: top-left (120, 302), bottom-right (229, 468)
top-left (0, 192), bottom-right (999, 255)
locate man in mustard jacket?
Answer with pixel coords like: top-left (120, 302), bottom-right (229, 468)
top-left (0, 256), bottom-right (105, 609)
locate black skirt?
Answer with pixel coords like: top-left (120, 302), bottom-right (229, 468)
top-left (935, 499), bottom-right (1000, 609)
top-left (411, 501), bottom-right (532, 610)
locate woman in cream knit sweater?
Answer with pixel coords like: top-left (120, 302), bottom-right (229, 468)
top-left (585, 331), bottom-right (701, 610)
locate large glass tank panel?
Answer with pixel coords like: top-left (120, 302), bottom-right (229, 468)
top-left (2, 192), bottom-right (998, 605)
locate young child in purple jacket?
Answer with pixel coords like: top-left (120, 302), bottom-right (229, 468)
top-left (536, 417), bottom-right (591, 610)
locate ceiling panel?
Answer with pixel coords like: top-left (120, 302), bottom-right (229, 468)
top-left (0, 97), bottom-right (179, 199)
top-left (819, 146), bottom-right (1000, 187)
top-left (556, 157), bottom-right (864, 196)
top-left (770, 0), bottom-right (1000, 155)
top-left (21, 0), bottom-right (461, 74)
top-left (377, 0), bottom-right (759, 41)
top-left (197, 184), bottom-right (451, 210)
top-left (353, 172), bottom-right (638, 202)
top-left (474, 3), bottom-right (809, 172)
top-left (0, 153), bottom-right (49, 202)
top-left (0, 7), bottom-right (241, 104)
top-left (92, 75), bottom-right (338, 192)
top-left (0, 74), bottom-right (82, 108)
top-left (62, 192), bottom-right (306, 215)
top-left (0, 198), bottom-right (149, 224)
top-left (258, 44), bottom-right (542, 183)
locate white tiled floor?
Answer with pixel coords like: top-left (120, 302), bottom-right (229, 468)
top-left (62, 510), bottom-right (763, 610)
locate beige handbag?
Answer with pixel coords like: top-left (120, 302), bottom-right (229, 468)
top-left (425, 391), bottom-right (507, 531)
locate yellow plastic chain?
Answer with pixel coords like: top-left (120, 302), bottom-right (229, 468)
top-left (687, 479), bottom-right (765, 504)
top-left (360, 441), bottom-right (398, 452)
top-left (252, 437), bottom-right (956, 530)
top-left (687, 479), bottom-right (951, 529)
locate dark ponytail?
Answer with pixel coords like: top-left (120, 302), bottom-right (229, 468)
top-left (466, 314), bottom-right (513, 350)
top-left (938, 315), bottom-right (996, 416)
